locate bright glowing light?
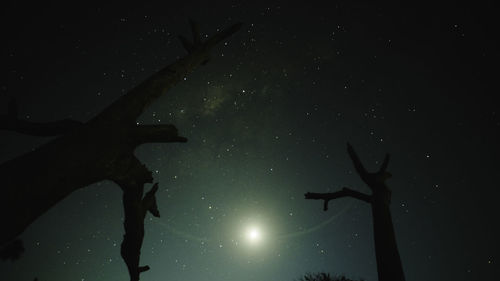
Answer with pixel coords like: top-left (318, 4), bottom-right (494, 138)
top-left (246, 227), bottom-right (261, 243)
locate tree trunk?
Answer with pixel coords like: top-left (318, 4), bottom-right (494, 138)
top-left (371, 191), bottom-right (405, 281)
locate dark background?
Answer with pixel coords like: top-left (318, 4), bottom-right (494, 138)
top-left (0, 1), bottom-right (498, 281)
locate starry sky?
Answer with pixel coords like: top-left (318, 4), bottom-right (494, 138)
top-left (0, 1), bottom-right (499, 281)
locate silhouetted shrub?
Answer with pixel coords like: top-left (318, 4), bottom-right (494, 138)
top-left (297, 272), bottom-right (363, 281)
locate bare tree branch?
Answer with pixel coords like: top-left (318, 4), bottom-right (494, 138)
top-left (305, 187), bottom-right (371, 210)
top-left (178, 34), bottom-right (194, 53)
top-left (178, 19), bottom-right (203, 54)
top-left (142, 183), bottom-right (160, 218)
top-left (347, 142), bottom-right (392, 189)
top-left (189, 19), bottom-right (202, 46)
top-left (379, 153), bottom-right (390, 173)
top-left (346, 142), bottom-right (370, 184)
top-left (89, 21), bottom-right (242, 127)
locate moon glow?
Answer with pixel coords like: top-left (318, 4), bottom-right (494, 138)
top-left (246, 227), bottom-right (261, 244)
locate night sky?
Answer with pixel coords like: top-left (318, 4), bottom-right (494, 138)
top-left (1, 1), bottom-right (499, 281)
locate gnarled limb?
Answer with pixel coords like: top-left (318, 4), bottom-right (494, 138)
top-left (347, 142), bottom-right (392, 189)
top-left (178, 19), bottom-right (202, 54)
top-left (118, 181), bottom-right (161, 281)
top-left (346, 142), bottom-right (369, 184)
top-left (142, 183), bottom-right (160, 218)
top-left (305, 187), bottom-right (371, 210)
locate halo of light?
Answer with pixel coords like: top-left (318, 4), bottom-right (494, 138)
top-left (246, 227), bottom-right (261, 243)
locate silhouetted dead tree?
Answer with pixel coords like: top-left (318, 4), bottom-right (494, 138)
top-left (0, 20), bottom-right (242, 281)
top-left (305, 143), bottom-right (405, 281)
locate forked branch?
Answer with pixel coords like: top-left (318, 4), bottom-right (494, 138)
top-left (347, 142), bottom-right (391, 189)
